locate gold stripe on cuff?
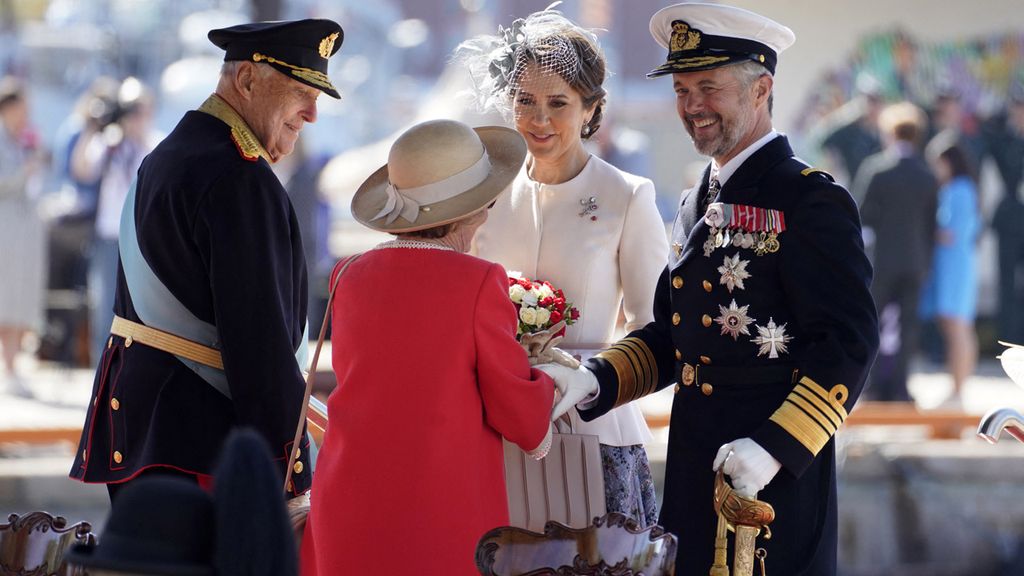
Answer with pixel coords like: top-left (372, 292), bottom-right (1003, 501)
top-left (791, 386), bottom-right (842, 431)
top-left (787, 393), bottom-right (838, 436)
top-left (620, 338), bottom-right (658, 400)
top-left (596, 347), bottom-right (636, 408)
top-left (770, 399), bottom-right (833, 456)
top-left (798, 376), bottom-right (850, 420)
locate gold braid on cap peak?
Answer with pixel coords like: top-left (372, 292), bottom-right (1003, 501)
top-left (596, 337), bottom-right (659, 408)
top-left (252, 53), bottom-right (336, 92)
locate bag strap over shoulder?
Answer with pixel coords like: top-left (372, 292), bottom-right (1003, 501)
top-left (283, 253), bottom-right (363, 494)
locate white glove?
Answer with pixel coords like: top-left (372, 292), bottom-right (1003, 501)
top-left (712, 438), bottom-right (782, 498)
top-left (536, 363), bottom-right (598, 420)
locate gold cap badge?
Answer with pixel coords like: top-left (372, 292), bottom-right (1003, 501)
top-left (319, 32), bottom-right (339, 59)
top-left (669, 20), bottom-right (702, 52)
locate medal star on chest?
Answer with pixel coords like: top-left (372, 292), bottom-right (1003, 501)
top-left (717, 253), bottom-right (750, 293)
top-left (752, 317), bottom-right (792, 359)
top-left (714, 299), bottom-right (756, 340)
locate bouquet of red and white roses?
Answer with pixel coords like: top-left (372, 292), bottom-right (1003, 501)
top-left (507, 274), bottom-right (579, 339)
top-left (507, 273), bottom-right (581, 369)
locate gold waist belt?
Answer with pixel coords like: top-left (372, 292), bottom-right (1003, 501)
top-left (110, 316), bottom-right (224, 370)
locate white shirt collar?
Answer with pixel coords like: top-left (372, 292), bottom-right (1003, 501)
top-left (711, 130), bottom-right (780, 187)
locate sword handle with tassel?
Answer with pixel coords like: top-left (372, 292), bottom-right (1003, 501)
top-left (711, 468), bottom-right (775, 576)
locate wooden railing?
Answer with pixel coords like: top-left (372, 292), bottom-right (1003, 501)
top-left (643, 401), bottom-right (982, 440)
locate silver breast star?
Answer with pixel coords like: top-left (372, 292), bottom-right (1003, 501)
top-left (717, 253), bottom-right (750, 293)
top-left (714, 299), bottom-right (755, 340)
top-left (752, 317), bottom-right (792, 359)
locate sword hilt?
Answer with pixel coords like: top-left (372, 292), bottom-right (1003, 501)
top-left (711, 469), bottom-right (775, 576)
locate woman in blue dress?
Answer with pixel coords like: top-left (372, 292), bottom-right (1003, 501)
top-left (920, 137), bottom-right (980, 407)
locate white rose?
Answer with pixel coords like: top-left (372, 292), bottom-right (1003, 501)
top-left (537, 284), bottom-right (554, 299)
top-left (519, 306), bottom-right (538, 326)
top-left (534, 307), bottom-right (551, 326)
top-left (509, 284), bottom-right (526, 303)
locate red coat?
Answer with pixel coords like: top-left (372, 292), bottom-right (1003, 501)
top-left (301, 247), bottom-right (554, 576)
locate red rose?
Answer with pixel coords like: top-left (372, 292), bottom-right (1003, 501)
top-left (540, 297), bottom-right (554, 307)
top-left (554, 297), bottom-right (565, 307)
top-left (570, 308), bottom-right (580, 320)
top-left (508, 277), bottom-right (517, 286)
top-left (518, 278), bottom-right (532, 289)
top-left (550, 310), bottom-right (563, 323)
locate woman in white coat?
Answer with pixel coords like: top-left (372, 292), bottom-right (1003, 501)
top-left (461, 9), bottom-right (668, 526)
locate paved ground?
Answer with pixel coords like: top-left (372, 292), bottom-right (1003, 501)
top-left (3, 353), bottom-right (1024, 534)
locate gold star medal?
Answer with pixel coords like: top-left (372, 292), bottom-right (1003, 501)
top-left (752, 317), bottom-right (792, 359)
top-left (714, 299), bottom-right (755, 340)
top-left (717, 253), bottom-right (750, 293)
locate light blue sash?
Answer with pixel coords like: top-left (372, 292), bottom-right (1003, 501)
top-left (118, 178), bottom-right (310, 399)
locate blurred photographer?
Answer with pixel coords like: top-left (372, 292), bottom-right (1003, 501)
top-left (0, 77), bottom-right (49, 396)
top-left (70, 77), bottom-right (162, 364)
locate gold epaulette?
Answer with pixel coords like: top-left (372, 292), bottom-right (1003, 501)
top-left (197, 94), bottom-right (271, 163)
top-left (595, 337), bottom-right (659, 408)
top-left (800, 167), bottom-right (835, 182)
top-left (769, 376), bottom-right (850, 455)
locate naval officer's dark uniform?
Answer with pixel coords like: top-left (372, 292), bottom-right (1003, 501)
top-left (581, 135), bottom-right (879, 575)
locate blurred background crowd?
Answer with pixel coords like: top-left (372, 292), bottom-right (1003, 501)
top-left (0, 0), bottom-right (1021, 408)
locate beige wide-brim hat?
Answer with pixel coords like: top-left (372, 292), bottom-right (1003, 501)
top-left (351, 119), bottom-right (527, 234)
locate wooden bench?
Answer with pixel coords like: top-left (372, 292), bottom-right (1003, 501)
top-left (0, 428), bottom-right (82, 445)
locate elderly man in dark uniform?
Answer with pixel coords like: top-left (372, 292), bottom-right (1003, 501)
top-left (539, 4), bottom-right (878, 576)
top-left (69, 19), bottom-right (344, 504)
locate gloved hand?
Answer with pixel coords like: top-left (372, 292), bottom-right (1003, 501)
top-left (712, 438), bottom-right (782, 498)
top-left (536, 363), bottom-right (599, 420)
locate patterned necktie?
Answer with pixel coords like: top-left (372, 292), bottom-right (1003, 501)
top-left (701, 174), bottom-right (721, 214)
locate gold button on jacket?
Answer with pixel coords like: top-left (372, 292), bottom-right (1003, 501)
top-left (110, 398), bottom-right (120, 411)
top-left (702, 314), bottom-right (713, 327)
top-left (700, 355), bottom-right (712, 365)
top-left (293, 461), bottom-right (304, 474)
top-left (675, 349), bottom-right (682, 360)
top-left (672, 276), bottom-right (684, 289)
top-left (701, 383), bottom-right (713, 396)
top-left (703, 280), bottom-right (713, 292)
top-left (113, 451), bottom-right (123, 464)
top-left (672, 312), bottom-right (681, 326)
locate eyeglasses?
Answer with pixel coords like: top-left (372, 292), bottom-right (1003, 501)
top-left (487, 200), bottom-right (497, 210)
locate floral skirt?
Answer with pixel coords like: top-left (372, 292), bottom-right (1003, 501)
top-left (600, 444), bottom-right (659, 528)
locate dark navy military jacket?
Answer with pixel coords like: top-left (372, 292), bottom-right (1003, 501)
top-left (582, 135), bottom-right (878, 576)
top-left (70, 95), bottom-right (312, 494)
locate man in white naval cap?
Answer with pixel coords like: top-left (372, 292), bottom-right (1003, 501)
top-left (537, 4), bottom-right (878, 575)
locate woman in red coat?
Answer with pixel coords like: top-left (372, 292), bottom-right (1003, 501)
top-left (301, 120), bottom-right (554, 576)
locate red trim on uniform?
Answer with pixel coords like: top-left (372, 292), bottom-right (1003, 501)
top-left (197, 473), bottom-right (215, 491)
top-left (72, 463), bottom-right (214, 488)
top-left (230, 132), bottom-right (260, 162)
top-left (80, 344), bottom-right (118, 471)
top-left (107, 349), bottom-right (127, 471)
